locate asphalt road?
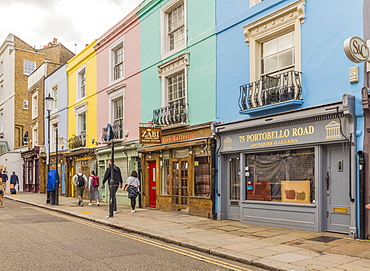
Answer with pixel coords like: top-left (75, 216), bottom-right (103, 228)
top-left (0, 200), bottom-right (267, 271)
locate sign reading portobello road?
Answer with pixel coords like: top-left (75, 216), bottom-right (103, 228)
top-left (221, 118), bottom-right (346, 152)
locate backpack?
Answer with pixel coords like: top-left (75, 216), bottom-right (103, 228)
top-left (76, 174), bottom-right (85, 187)
top-left (91, 176), bottom-right (99, 187)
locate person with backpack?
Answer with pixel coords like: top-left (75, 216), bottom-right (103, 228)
top-left (73, 169), bottom-right (87, 207)
top-left (88, 170), bottom-right (100, 206)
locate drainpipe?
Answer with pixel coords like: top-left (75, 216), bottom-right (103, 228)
top-left (358, 150), bottom-right (365, 239)
top-left (211, 137), bottom-right (217, 220)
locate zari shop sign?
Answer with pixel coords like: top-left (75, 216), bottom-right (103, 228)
top-left (222, 119), bottom-right (345, 151)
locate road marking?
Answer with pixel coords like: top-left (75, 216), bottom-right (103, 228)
top-left (32, 207), bottom-right (253, 271)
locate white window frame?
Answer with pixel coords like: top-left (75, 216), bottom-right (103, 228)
top-left (24, 60), bottom-right (36, 75)
top-left (23, 99), bottom-right (29, 109)
top-left (243, 0), bottom-right (305, 82)
top-left (74, 102), bottom-right (87, 137)
top-left (109, 38), bottom-right (124, 84)
top-left (31, 122), bottom-right (38, 147)
top-left (158, 53), bottom-right (189, 108)
top-left (32, 92), bottom-right (38, 119)
top-left (50, 116), bottom-right (59, 152)
top-left (107, 86), bottom-right (124, 126)
top-left (76, 65), bottom-right (86, 101)
top-left (161, 0), bottom-right (186, 59)
top-left (52, 84), bottom-right (58, 112)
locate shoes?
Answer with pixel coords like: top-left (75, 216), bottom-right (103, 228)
top-left (88, 203), bottom-right (93, 206)
top-left (77, 202), bottom-right (80, 206)
top-left (97, 202), bottom-right (100, 206)
top-left (81, 202), bottom-right (84, 207)
top-left (131, 210), bottom-right (135, 213)
top-left (113, 211), bottom-right (117, 214)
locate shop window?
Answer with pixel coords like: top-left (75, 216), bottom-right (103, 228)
top-left (245, 148), bottom-right (315, 203)
top-left (160, 151), bottom-right (170, 195)
top-left (194, 156), bottom-right (210, 197)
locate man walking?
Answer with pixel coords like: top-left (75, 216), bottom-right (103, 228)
top-left (73, 169), bottom-right (87, 207)
top-left (101, 159), bottom-right (122, 214)
top-left (10, 171), bottom-right (19, 193)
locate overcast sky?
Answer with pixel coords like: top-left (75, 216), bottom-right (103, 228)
top-left (0, 0), bottom-right (143, 54)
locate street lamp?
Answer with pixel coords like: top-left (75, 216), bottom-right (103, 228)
top-left (45, 93), bottom-right (54, 204)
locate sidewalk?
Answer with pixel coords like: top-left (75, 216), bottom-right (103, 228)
top-left (4, 192), bottom-right (370, 271)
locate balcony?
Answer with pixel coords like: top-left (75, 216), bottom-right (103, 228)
top-left (152, 102), bottom-right (188, 126)
top-left (68, 132), bottom-right (86, 149)
top-left (101, 122), bottom-right (123, 142)
top-left (239, 70), bottom-right (303, 115)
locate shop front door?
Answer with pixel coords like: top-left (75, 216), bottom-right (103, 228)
top-left (148, 161), bottom-right (157, 207)
top-left (326, 145), bottom-right (351, 233)
top-left (228, 157), bottom-right (240, 220)
top-left (171, 159), bottom-right (189, 211)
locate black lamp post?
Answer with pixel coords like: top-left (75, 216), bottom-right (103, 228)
top-left (45, 93), bottom-right (54, 204)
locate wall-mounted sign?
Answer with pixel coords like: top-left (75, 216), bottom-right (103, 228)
top-left (140, 127), bottom-right (162, 144)
top-left (344, 36), bottom-right (369, 63)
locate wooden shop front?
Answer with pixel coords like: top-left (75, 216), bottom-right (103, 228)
top-left (139, 123), bottom-right (214, 218)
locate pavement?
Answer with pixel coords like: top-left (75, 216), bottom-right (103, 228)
top-left (3, 192), bottom-right (370, 271)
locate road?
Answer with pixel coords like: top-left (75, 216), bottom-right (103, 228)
top-left (0, 200), bottom-right (267, 271)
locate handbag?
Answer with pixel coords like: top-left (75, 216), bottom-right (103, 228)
top-left (125, 178), bottom-right (135, 192)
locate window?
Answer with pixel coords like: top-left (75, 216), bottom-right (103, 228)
top-left (23, 99), bottom-right (28, 109)
top-left (24, 60), bottom-right (36, 75)
top-left (160, 151), bottom-right (170, 195)
top-left (161, 0), bottom-right (185, 58)
top-left (51, 123), bottom-right (58, 152)
top-left (33, 128), bottom-right (38, 146)
top-left (262, 31), bottom-right (294, 75)
top-left (113, 98), bottom-right (123, 139)
top-left (78, 112), bottom-right (86, 136)
top-left (78, 68), bottom-right (86, 99)
top-left (167, 71), bottom-right (185, 107)
top-left (32, 93), bottom-right (38, 119)
top-left (245, 148), bottom-right (315, 203)
top-left (194, 154), bottom-right (211, 197)
top-left (113, 45), bottom-right (124, 81)
top-left (52, 85), bottom-right (58, 110)
top-left (243, 0), bottom-right (305, 82)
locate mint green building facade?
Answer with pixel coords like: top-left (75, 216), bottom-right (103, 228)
top-left (138, 0), bottom-right (217, 218)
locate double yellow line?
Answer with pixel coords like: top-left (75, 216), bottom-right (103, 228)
top-left (33, 207), bottom-right (252, 271)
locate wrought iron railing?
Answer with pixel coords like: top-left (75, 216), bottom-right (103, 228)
top-left (152, 102), bottom-right (188, 126)
top-left (239, 70), bottom-right (302, 110)
top-left (68, 131), bottom-right (86, 149)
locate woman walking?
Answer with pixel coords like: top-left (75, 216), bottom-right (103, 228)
top-left (123, 171), bottom-right (140, 213)
top-left (88, 170), bottom-right (100, 206)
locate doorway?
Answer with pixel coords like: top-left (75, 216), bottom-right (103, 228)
top-left (171, 159), bottom-right (189, 211)
top-left (326, 145), bottom-right (351, 233)
top-left (228, 157), bottom-right (240, 220)
top-left (148, 161), bottom-right (157, 207)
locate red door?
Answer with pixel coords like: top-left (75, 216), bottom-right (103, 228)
top-left (148, 162), bottom-right (157, 208)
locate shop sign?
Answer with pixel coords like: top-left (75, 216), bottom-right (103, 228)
top-left (344, 36), bottom-right (369, 63)
top-left (220, 119), bottom-right (345, 152)
top-left (140, 127), bottom-right (162, 144)
top-left (162, 133), bottom-right (195, 143)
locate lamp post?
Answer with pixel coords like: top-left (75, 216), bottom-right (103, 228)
top-left (45, 93), bottom-right (54, 204)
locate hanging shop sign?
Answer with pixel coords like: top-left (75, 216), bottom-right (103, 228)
top-left (344, 36), bottom-right (369, 63)
top-left (140, 127), bottom-right (162, 144)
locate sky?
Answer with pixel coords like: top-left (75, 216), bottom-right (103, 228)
top-left (0, 0), bottom-right (143, 54)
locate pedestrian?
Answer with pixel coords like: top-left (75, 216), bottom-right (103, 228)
top-left (123, 170), bottom-right (140, 213)
top-left (10, 171), bottom-right (19, 194)
top-left (2, 170), bottom-right (8, 191)
top-left (88, 170), bottom-right (100, 206)
top-left (101, 159), bottom-right (122, 214)
top-left (73, 169), bottom-right (87, 207)
top-left (0, 172), bottom-right (4, 207)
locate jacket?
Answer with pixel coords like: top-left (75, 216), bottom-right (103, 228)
top-left (10, 174), bottom-right (19, 185)
top-left (102, 164), bottom-right (123, 186)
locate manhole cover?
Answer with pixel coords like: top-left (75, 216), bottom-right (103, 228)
top-left (307, 236), bottom-right (340, 243)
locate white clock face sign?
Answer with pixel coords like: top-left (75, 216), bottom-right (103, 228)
top-left (344, 36), bottom-right (369, 63)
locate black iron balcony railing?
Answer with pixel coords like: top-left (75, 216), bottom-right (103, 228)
top-left (152, 102), bottom-right (188, 126)
top-left (68, 131), bottom-right (86, 149)
top-left (239, 70), bottom-right (302, 111)
top-left (101, 121), bottom-right (123, 142)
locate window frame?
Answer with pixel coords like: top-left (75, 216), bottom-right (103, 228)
top-left (52, 84), bottom-right (58, 112)
top-left (32, 92), bottom-right (38, 119)
top-left (243, 0), bottom-right (305, 82)
top-left (76, 65), bottom-right (86, 101)
top-left (112, 97), bottom-right (124, 139)
top-left (24, 60), bottom-right (36, 75)
top-left (107, 86), bottom-right (124, 138)
top-left (161, 0), bottom-right (186, 59)
top-left (109, 38), bottom-right (125, 84)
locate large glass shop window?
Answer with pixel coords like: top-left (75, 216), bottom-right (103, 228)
top-left (245, 148), bottom-right (315, 203)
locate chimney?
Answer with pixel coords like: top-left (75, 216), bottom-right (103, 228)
top-left (53, 38), bottom-right (58, 44)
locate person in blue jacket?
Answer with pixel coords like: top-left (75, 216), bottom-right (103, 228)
top-left (10, 171), bottom-right (19, 186)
